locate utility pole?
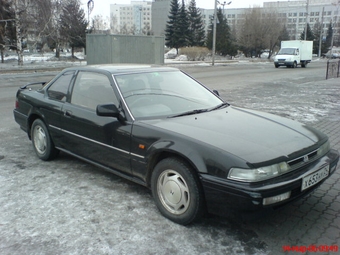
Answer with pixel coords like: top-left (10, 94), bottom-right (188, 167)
top-left (304, 0), bottom-right (309, 40)
top-left (212, 0), bottom-right (217, 66)
top-left (318, 7), bottom-right (324, 57)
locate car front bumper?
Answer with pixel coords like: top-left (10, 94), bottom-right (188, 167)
top-left (274, 61), bottom-right (294, 66)
top-left (200, 149), bottom-right (339, 218)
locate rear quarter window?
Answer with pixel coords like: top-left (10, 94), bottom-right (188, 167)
top-left (47, 71), bottom-right (75, 101)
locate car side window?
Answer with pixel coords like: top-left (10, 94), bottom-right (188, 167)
top-left (71, 71), bottom-right (118, 110)
top-left (47, 71), bottom-right (75, 101)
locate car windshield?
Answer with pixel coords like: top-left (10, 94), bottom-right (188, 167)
top-left (277, 48), bottom-right (296, 55)
top-left (114, 70), bottom-right (224, 119)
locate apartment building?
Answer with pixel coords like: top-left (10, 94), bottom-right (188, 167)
top-left (110, 1), bottom-right (152, 34)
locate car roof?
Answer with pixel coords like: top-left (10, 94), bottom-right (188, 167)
top-left (63, 64), bottom-right (179, 75)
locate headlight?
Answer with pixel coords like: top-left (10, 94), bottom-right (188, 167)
top-left (317, 140), bottom-right (330, 157)
top-left (228, 162), bottom-right (290, 182)
top-left (228, 141), bottom-right (330, 183)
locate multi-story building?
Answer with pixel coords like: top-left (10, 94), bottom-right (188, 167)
top-left (112, 0), bottom-right (339, 45)
top-left (110, 1), bottom-right (152, 34)
top-left (202, 0), bottom-right (339, 42)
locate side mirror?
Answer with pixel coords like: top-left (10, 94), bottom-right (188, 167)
top-left (96, 104), bottom-right (120, 118)
top-left (213, 90), bottom-right (220, 96)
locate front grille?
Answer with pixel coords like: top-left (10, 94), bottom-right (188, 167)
top-left (278, 59), bottom-right (286, 61)
top-left (287, 149), bottom-right (319, 170)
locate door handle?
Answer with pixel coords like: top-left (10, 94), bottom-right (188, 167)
top-left (64, 110), bottom-right (72, 117)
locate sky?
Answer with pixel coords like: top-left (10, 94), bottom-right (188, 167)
top-left (82, 0), bottom-right (275, 19)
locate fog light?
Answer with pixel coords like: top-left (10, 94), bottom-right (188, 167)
top-left (263, 191), bottom-right (291, 205)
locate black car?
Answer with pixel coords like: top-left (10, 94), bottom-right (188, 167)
top-left (13, 65), bottom-right (339, 225)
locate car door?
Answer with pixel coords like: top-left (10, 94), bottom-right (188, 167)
top-left (59, 70), bottom-right (132, 174)
top-left (42, 70), bottom-right (76, 147)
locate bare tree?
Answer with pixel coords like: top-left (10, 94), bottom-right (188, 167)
top-left (237, 8), bottom-right (283, 57)
top-left (9, 0), bottom-right (33, 65)
top-left (110, 13), bottom-right (119, 34)
top-left (91, 14), bottom-right (110, 33)
top-left (30, 0), bottom-right (54, 51)
top-left (0, 0), bottom-right (15, 63)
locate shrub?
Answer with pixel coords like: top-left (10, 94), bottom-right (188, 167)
top-left (179, 47), bottom-right (210, 61)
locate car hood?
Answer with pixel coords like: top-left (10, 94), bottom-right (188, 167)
top-left (142, 106), bottom-right (326, 164)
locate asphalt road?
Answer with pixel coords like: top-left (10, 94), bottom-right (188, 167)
top-left (0, 59), bottom-right (339, 254)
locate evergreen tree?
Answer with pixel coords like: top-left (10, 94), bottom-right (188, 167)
top-left (165, 0), bottom-right (189, 54)
top-left (176, 0), bottom-right (189, 48)
top-left (278, 25), bottom-right (290, 42)
top-left (325, 22), bottom-right (333, 49)
top-left (165, 0), bottom-right (180, 54)
top-left (187, 0), bottom-right (205, 47)
top-left (300, 23), bottom-right (314, 41)
top-left (206, 8), bottom-right (236, 56)
top-left (312, 22), bottom-right (327, 55)
top-left (60, 0), bottom-right (87, 57)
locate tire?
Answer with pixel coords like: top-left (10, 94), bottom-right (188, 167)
top-left (274, 64), bottom-right (279, 68)
top-left (151, 157), bottom-right (205, 225)
top-left (292, 62), bottom-right (297, 68)
top-left (31, 119), bottom-right (59, 161)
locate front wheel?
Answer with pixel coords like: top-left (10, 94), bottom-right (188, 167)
top-left (31, 119), bottom-right (59, 161)
top-left (151, 157), bottom-right (205, 225)
top-left (292, 61), bottom-right (297, 68)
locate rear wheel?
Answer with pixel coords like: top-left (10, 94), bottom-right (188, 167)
top-left (151, 157), bottom-right (205, 225)
top-left (31, 119), bottom-right (59, 161)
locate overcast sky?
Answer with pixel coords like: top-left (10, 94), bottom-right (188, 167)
top-left (82, 0), bottom-right (278, 19)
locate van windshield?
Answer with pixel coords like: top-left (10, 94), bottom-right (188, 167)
top-left (277, 48), bottom-right (296, 55)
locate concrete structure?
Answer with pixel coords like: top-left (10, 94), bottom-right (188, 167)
top-left (151, 0), bottom-right (171, 36)
top-left (86, 34), bottom-right (164, 65)
top-left (110, 1), bottom-right (152, 35)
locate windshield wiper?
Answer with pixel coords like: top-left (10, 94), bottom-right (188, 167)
top-left (208, 102), bottom-right (230, 111)
top-left (168, 108), bottom-right (208, 118)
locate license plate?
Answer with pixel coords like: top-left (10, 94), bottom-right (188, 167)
top-left (301, 165), bottom-right (329, 191)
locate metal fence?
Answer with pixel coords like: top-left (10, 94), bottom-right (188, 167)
top-left (326, 60), bottom-right (340, 79)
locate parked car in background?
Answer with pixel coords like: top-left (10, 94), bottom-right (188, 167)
top-left (323, 48), bottom-right (340, 59)
top-left (13, 65), bottom-right (339, 225)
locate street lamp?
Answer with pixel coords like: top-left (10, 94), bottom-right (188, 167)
top-left (212, 0), bottom-right (231, 66)
top-left (304, 0), bottom-right (309, 41)
top-left (218, 1), bottom-right (231, 16)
